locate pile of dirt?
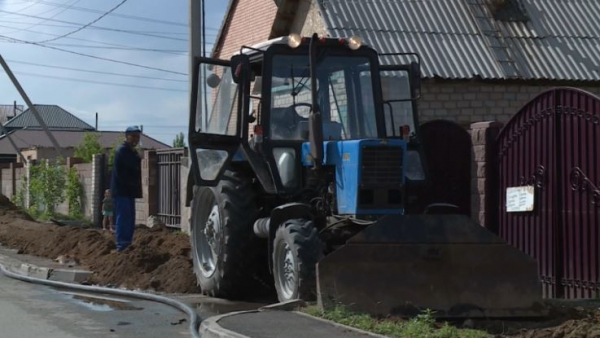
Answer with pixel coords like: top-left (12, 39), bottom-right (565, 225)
top-left (0, 196), bottom-right (200, 294)
top-left (464, 301), bottom-right (600, 338)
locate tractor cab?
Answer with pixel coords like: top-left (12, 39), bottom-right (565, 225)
top-left (189, 34), bottom-right (425, 198)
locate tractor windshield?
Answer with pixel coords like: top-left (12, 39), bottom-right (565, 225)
top-left (270, 54), bottom-right (377, 141)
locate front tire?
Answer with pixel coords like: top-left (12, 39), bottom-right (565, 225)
top-left (190, 171), bottom-right (262, 298)
top-left (272, 219), bottom-right (323, 302)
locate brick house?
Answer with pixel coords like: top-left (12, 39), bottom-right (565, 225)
top-left (212, 0), bottom-right (600, 127)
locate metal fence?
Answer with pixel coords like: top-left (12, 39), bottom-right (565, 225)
top-left (497, 88), bottom-right (600, 299)
top-left (157, 148), bottom-right (187, 227)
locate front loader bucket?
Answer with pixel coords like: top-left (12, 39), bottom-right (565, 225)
top-left (316, 215), bottom-right (544, 318)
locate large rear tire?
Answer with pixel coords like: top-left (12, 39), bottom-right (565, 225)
top-left (272, 219), bottom-right (323, 302)
top-left (190, 170), bottom-right (264, 298)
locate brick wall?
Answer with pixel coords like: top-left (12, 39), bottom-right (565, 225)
top-left (215, 0), bottom-right (277, 60)
top-left (0, 158), bottom-right (101, 221)
top-left (0, 163), bottom-right (20, 199)
top-left (418, 81), bottom-right (600, 127)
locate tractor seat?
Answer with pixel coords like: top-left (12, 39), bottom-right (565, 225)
top-left (271, 107), bottom-right (342, 140)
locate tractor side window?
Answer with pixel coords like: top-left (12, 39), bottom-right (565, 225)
top-left (196, 64), bottom-right (239, 136)
top-left (380, 70), bottom-right (415, 137)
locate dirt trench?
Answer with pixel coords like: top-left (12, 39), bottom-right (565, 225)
top-left (0, 195), bottom-right (200, 294)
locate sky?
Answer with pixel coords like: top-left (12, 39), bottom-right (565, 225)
top-left (0, 0), bottom-right (228, 146)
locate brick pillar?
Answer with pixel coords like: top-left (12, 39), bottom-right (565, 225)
top-left (139, 150), bottom-right (158, 224)
top-left (91, 154), bottom-right (104, 227)
top-left (471, 121), bottom-right (503, 232)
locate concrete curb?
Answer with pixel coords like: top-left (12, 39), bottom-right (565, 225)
top-left (199, 311), bottom-right (256, 338)
top-left (259, 299), bottom-right (306, 311)
top-left (0, 252), bottom-right (92, 284)
top-left (293, 311), bottom-right (389, 338)
top-left (199, 302), bottom-right (390, 338)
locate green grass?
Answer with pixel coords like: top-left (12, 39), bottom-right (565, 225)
top-left (302, 306), bottom-right (489, 338)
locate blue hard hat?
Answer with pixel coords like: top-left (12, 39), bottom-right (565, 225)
top-left (125, 126), bottom-right (141, 134)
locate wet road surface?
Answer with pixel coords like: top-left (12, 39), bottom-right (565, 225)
top-left (0, 273), bottom-right (265, 337)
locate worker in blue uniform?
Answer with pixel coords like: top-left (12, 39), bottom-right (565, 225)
top-left (111, 126), bottom-right (142, 252)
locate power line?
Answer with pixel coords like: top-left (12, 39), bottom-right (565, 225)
top-left (0, 20), bottom-right (209, 35)
top-left (5, 60), bottom-right (188, 82)
top-left (0, 34), bottom-right (188, 76)
top-left (1, 0), bottom-right (81, 35)
top-left (13, 71), bottom-right (186, 92)
top-left (36, 0), bottom-right (129, 43)
top-left (0, 22), bottom-right (193, 55)
top-left (5, 0), bottom-right (214, 29)
top-left (0, 9), bottom-right (189, 41)
top-left (44, 42), bottom-right (190, 54)
top-left (0, 0), bottom-right (41, 19)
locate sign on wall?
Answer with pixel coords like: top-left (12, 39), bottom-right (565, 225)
top-left (506, 186), bottom-right (535, 212)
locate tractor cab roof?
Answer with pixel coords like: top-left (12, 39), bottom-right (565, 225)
top-left (233, 35), bottom-right (368, 58)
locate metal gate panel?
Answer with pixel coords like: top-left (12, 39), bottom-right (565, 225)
top-left (557, 89), bottom-right (600, 298)
top-left (409, 120), bottom-right (472, 215)
top-left (157, 148), bottom-right (186, 227)
top-left (498, 90), bottom-right (557, 298)
top-left (498, 88), bottom-right (600, 299)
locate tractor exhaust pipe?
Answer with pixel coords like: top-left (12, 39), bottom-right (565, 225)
top-left (308, 33), bottom-right (324, 169)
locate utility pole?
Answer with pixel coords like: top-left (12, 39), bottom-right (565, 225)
top-left (0, 55), bottom-right (64, 159)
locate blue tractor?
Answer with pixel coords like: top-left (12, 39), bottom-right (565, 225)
top-left (187, 34), bottom-right (543, 317)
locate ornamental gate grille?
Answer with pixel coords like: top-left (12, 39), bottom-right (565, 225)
top-left (497, 88), bottom-right (600, 299)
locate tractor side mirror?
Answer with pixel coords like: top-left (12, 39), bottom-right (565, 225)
top-left (206, 74), bottom-right (221, 88)
top-left (230, 54), bottom-right (250, 84)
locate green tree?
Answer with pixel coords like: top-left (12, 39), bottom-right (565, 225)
top-left (29, 159), bottom-right (66, 217)
top-left (65, 167), bottom-right (83, 218)
top-left (107, 137), bottom-right (122, 169)
top-left (173, 132), bottom-right (186, 148)
top-left (74, 133), bottom-right (103, 163)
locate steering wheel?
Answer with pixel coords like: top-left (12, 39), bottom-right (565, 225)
top-left (287, 103), bottom-right (312, 127)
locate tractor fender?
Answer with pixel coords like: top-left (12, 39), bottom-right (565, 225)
top-left (267, 203), bottom-right (313, 271)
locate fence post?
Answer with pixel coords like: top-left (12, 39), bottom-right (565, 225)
top-left (139, 150), bottom-right (158, 224)
top-left (471, 121), bottom-right (503, 232)
top-left (91, 154), bottom-right (104, 227)
top-left (180, 156), bottom-right (191, 234)
top-left (9, 162), bottom-right (16, 200)
top-left (24, 161), bottom-right (30, 209)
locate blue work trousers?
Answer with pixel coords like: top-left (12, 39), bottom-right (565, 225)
top-left (114, 196), bottom-right (135, 251)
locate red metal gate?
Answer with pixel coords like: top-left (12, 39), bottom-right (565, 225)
top-left (497, 88), bottom-right (600, 299)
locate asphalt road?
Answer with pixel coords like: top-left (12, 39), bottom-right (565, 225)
top-left (0, 273), bottom-right (190, 337)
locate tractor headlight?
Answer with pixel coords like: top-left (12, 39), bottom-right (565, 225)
top-left (273, 148), bottom-right (297, 187)
top-left (348, 36), bottom-right (362, 50)
top-left (287, 33), bottom-right (302, 49)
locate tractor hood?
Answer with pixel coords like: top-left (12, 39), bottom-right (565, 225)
top-left (302, 139), bottom-right (408, 215)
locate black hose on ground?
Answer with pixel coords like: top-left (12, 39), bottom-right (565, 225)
top-left (0, 263), bottom-right (201, 338)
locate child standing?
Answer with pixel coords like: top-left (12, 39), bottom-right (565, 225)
top-left (102, 189), bottom-right (114, 232)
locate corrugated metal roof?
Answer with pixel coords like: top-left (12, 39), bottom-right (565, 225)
top-left (0, 130), bottom-right (170, 154)
top-left (318, 0), bottom-right (600, 81)
top-left (3, 105), bottom-right (94, 131)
